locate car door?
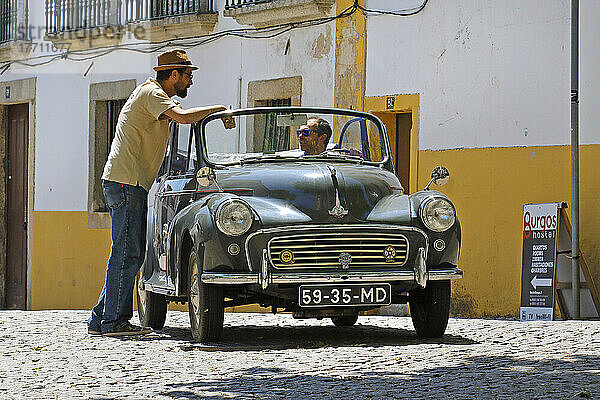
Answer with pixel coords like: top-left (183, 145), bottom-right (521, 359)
top-left (155, 123), bottom-right (197, 287)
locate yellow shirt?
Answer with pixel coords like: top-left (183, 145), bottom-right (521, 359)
top-left (101, 78), bottom-right (179, 191)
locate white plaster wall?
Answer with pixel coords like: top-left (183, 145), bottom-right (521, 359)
top-left (366, 0), bottom-right (598, 150)
top-left (35, 76), bottom-right (89, 211)
top-left (1, 0), bottom-right (335, 211)
top-left (580, 0), bottom-right (600, 146)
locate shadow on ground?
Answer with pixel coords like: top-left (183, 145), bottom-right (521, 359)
top-left (159, 355), bottom-right (600, 399)
top-left (131, 323), bottom-right (477, 351)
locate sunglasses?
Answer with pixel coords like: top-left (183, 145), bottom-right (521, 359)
top-left (296, 128), bottom-right (317, 137)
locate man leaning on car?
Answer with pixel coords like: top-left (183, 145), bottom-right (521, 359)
top-left (87, 49), bottom-right (232, 336)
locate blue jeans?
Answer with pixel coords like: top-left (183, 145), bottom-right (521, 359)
top-left (88, 181), bottom-right (148, 333)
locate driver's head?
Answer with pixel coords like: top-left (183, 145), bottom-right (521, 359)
top-left (297, 117), bottom-right (332, 155)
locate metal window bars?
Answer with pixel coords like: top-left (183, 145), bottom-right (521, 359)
top-left (96, 98), bottom-right (127, 212)
top-left (224, 0), bottom-right (274, 10)
top-left (107, 98), bottom-right (126, 153)
top-left (45, 0), bottom-right (215, 35)
top-left (45, 0), bottom-right (114, 34)
top-left (123, 0), bottom-right (214, 23)
top-left (1, 0), bottom-right (27, 44)
top-left (262, 98), bottom-right (292, 153)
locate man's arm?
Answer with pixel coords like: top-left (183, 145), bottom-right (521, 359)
top-left (162, 104), bottom-right (227, 124)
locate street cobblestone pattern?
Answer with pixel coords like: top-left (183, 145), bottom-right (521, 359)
top-left (0, 310), bottom-right (598, 399)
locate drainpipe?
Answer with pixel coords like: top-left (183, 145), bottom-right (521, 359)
top-left (571, 0), bottom-right (580, 319)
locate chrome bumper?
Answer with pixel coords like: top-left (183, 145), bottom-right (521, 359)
top-left (201, 268), bottom-right (463, 286)
top-left (202, 246), bottom-right (462, 288)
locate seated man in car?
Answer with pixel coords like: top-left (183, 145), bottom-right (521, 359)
top-left (296, 117), bottom-right (332, 155)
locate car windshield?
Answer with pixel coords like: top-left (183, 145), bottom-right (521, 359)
top-left (202, 109), bottom-right (388, 165)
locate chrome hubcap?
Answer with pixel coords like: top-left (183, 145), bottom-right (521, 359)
top-left (137, 272), bottom-right (147, 315)
top-left (190, 259), bottom-right (200, 325)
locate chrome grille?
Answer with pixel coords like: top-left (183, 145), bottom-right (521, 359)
top-left (268, 232), bottom-right (408, 269)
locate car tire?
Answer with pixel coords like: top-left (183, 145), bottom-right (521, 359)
top-left (409, 280), bottom-right (451, 338)
top-left (331, 314), bottom-right (359, 327)
top-left (135, 270), bottom-right (167, 330)
top-left (187, 251), bottom-right (224, 342)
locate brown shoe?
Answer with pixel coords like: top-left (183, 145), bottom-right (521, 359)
top-left (103, 322), bottom-right (152, 337)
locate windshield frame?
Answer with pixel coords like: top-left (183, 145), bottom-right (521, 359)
top-left (198, 106), bottom-right (392, 170)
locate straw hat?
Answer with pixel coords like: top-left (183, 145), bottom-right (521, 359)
top-left (153, 49), bottom-right (199, 71)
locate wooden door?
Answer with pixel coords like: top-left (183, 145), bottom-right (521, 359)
top-left (5, 103), bottom-right (28, 309)
top-left (374, 112), bottom-right (412, 192)
top-left (395, 113), bottom-right (412, 191)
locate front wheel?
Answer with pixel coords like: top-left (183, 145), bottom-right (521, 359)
top-left (409, 280), bottom-right (451, 338)
top-left (188, 251), bottom-right (224, 342)
top-left (135, 270), bottom-right (167, 330)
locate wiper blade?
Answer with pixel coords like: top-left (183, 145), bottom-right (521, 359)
top-left (303, 150), bottom-right (363, 162)
top-left (238, 154), bottom-right (300, 165)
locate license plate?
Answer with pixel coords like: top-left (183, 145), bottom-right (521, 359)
top-left (298, 284), bottom-right (392, 307)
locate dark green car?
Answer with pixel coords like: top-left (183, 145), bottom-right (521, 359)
top-left (136, 107), bottom-right (462, 342)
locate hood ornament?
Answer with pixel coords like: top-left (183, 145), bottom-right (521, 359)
top-left (330, 201), bottom-right (348, 219)
top-left (328, 167), bottom-right (348, 218)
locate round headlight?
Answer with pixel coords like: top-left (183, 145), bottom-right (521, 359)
top-left (216, 200), bottom-right (253, 236)
top-left (421, 197), bottom-right (456, 232)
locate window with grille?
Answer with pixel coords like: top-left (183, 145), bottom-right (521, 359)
top-left (95, 99), bottom-right (127, 212)
top-left (88, 80), bottom-right (136, 228)
top-left (106, 99), bottom-right (126, 156)
top-left (246, 76), bottom-right (302, 154)
top-left (262, 98), bottom-right (291, 153)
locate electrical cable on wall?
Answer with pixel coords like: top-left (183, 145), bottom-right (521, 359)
top-left (0, 0), bottom-right (428, 70)
top-left (357, 0), bottom-right (428, 16)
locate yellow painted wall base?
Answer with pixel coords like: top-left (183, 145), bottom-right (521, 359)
top-left (31, 211), bottom-right (111, 310)
top-left (419, 144), bottom-right (600, 317)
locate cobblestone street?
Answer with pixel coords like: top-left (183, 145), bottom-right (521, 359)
top-left (0, 310), bottom-right (598, 399)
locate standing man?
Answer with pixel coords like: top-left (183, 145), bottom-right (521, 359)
top-left (88, 49), bottom-right (229, 336)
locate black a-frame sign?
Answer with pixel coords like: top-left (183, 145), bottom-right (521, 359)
top-left (521, 202), bottom-right (599, 321)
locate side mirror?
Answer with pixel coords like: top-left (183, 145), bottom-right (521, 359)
top-left (432, 166), bottom-right (450, 186)
top-left (196, 167), bottom-right (215, 187)
top-left (424, 166), bottom-right (450, 190)
top-left (196, 166), bottom-right (224, 191)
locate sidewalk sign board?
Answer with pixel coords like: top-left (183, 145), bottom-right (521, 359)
top-left (520, 202), bottom-right (600, 321)
top-left (520, 203), bottom-right (561, 321)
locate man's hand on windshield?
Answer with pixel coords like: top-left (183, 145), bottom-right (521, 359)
top-left (320, 147), bottom-right (362, 157)
top-left (221, 116), bottom-right (236, 130)
top-left (338, 147), bottom-right (362, 157)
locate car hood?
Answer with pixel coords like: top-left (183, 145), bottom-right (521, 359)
top-left (212, 162), bottom-right (410, 225)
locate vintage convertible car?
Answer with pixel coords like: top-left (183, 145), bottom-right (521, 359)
top-left (135, 107), bottom-right (462, 341)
